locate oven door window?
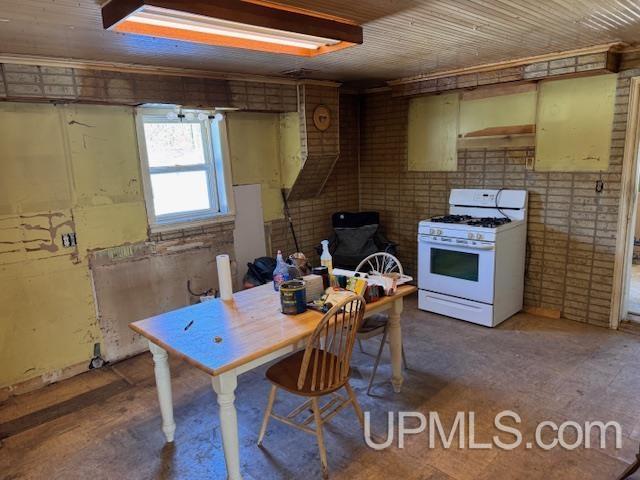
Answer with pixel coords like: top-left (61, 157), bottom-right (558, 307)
top-left (430, 248), bottom-right (479, 282)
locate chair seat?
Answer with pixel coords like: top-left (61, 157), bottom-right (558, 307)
top-left (357, 313), bottom-right (388, 338)
top-left (266, 349), bottom-right (348, 396)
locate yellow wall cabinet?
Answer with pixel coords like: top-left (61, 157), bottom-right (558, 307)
top-left (459, 86), bottom-right (537, 138)
top-left (535, 74), bottom-right (617, 172)
top-left (408, 93), bottom-right (459, 172)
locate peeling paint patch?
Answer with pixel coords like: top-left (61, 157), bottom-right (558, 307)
top-left (0, 210), bottom-right (76, 264)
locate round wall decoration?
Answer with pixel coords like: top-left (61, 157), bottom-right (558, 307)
top-left (312, 105), bottom-right (331, 131)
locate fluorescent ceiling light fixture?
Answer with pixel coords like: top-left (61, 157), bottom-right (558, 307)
top-left (129, 8), bottom-right (340, 50)
top-left (102, 0), bottom-right (363, 57)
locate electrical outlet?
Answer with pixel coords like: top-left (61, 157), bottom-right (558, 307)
top-left (525, 156), bottom-right (535, 170)
top-left (61, 232), bottom-right (77, 248)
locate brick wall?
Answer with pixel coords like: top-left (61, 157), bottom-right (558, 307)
top-left (287, 84), bottom-right (341, 201)
top-left (269, 93), bottom-right (360, 263)
top-left (5, 52), bottom-right (639, 327)
top-left (359, 66), bottom-right (637, 327)
top-left (0, 63), bottom-right (298, 112)
top-left (390, 50), bottom-right (619, 97)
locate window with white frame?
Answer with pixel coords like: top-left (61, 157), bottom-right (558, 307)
top-left (136, 107), bottom-right (232, 229)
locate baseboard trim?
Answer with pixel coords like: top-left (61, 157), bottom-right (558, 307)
top-left (0, 360), bottom-right (90, 402)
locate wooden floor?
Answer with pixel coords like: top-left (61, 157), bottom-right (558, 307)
top-left (2, 294), bottom-right (640, 479)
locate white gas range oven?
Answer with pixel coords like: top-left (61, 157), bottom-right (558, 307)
top-left (418, 189), bottom-right (528, 327)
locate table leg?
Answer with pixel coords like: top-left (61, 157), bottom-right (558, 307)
top-left (149, 341), bottom-right (176, 442)
top-left (388, 298), bottom-right (405, 393)
top-left (212, 371), bottom-right (243, 480)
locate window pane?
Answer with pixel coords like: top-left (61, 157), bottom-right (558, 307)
top-left (150, 171), bottom-right (211, 216)
top-left (431, 248), bottom-right (479, 281)
top-left (144, 121), bottom-right (206, 167)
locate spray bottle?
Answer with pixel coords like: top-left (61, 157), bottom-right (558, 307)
top-left (273, 250), bottom-right (290, 291)
top-left (320, 240), bottom-right (333, 274)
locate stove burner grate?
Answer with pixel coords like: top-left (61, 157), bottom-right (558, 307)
top-left (465, 217), bottom-right (512, 228)
top-left (429, 215), bottom-right (472, 224)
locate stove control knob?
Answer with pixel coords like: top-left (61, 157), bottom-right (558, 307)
top-left (429, 228), bottom-right (435, 235)
top-left (467, 233), bottom-right (474, 239)
top-left (437, 229), bottom-right (443, 235)
top-left (476, 234), bottom-right (483, 240)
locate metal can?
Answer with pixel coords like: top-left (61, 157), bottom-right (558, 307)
top-left (280, 279), bottom-right (307, 315)
top-left (312, 266), bottom-right (329, 289)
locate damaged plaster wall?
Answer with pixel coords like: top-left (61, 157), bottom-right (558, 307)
top-left (90, 224), bottom-right (234, 363)
top-left (0, 101), bottom-right (285, 389)
top-left (0, 103), bottom-right (114, 388)
top-left (226, 111), bottom-right (284, 222)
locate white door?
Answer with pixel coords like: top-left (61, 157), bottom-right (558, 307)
top-left (418, 235), bottom-right (495, 304)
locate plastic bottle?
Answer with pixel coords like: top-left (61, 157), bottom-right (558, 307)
top-left (320, 240), bottom-right (333, 274)
top-left (272, 250), bottom-right (290, 291)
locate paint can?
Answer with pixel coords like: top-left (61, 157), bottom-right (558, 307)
top-left (280, 279), bottom-right (307, 315)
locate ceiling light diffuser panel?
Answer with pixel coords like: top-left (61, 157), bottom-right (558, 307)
top-left (102, 0), bottom-right (363, 56)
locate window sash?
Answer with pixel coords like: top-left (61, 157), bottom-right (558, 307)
top-left (149, 167), bottom-right (217, 219)
top-left (139, 110), bottom-right (225, 226)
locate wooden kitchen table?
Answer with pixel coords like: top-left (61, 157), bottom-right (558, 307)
top-left (130, 283), bottom-right (417, 480)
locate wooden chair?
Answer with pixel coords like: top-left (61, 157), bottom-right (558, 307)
top-left (355, 252), bottom-right (409, 395)
top-left (257, 294), bottom-right (367, 479)
top-left (618, 443), bottom-right (640, 479)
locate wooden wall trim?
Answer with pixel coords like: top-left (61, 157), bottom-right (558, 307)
top-left (611, 76), bottom-right (640, 329)
top-left (0, 61), bottom-right (303, 112)
top-left (0, 53), bottom-right (340, 87)
top-left (0, 360), bottom-right (91, 401)
top-left (388, 42), bottom-right (624, 85)
top-left (388, 50), bottom-right (620, 98)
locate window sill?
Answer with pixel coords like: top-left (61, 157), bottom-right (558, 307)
top-left (149, 214), bottom-right (235, 235)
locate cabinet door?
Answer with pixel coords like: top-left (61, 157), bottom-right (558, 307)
top-left (535, 74), bottom-right (617, 172)
top-left (408, 93), bottom-right (459, 172)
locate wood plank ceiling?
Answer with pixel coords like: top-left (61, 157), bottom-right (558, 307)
top-left (0, 0), bottom-right (639, 83)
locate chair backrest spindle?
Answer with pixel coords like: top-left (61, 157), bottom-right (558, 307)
top-left (297, 295), bottom-right (366, 392)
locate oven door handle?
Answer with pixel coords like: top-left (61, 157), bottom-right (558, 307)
top-left (419, 236), bottom-right (495, 251)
